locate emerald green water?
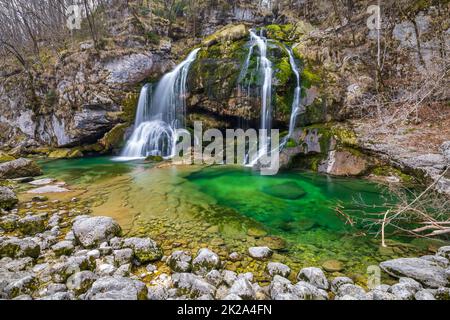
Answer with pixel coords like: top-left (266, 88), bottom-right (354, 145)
top-left (36, 157), bottom-right (442, 281)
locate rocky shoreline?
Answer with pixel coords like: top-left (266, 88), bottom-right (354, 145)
top-left (1, 182), bottom-right (449, 300)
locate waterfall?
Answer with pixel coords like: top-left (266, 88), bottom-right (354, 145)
top-left (282, 46), bottom-right (304, 145)
top-left (118, 48), bottom-right (200, 160)
top-left (248, 30), bottom-right (273, 166)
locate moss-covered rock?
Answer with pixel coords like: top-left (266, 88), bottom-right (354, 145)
top-left (99, 123), bottom-right (128, 151)
top-left (0, 187), bottom-right (18, 210)
top-left (48, 149), bottom-right (83, 159)
top-left (0, 152), bottom-right (15, 163)
top-left (202, 24), bottom-right (248, 47)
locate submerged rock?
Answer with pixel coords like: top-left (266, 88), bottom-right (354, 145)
top-left (72, 216), bottom-right (122, 249)
top-left (380, 258), bottom-right (448, 288)
top-left (262, 182), bottom-right (306, 200)
top-left (27, 186), bottom-right (70, 194)
top-left (0, 158), bottom-right (42, 179)
top-left (322, 260), bottom-right (344, 273)
top-left (0, 187), bottom-right (18, 210)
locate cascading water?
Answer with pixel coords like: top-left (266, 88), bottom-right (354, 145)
top-left (118, 48), bottom-right (200, 160)
top-left (282, 46), bottom-right (304, 145)
top-left (245, 30), bottom-right (273, 166)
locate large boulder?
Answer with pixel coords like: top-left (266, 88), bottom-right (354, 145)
top-left (318, 150), bottom-right (368, 176)
top-left (122, 237), bottom-right (162, 263)
top-left (380, 258), bottom-right (448, 288)
top-left (72, 216), bottom-right (122, 248)
top-left (0, 187), bottom-right (18, 210)
top-left (85, 276), bottom-right (148, 300)
top-left (0, 158), bottom-right (42, 179)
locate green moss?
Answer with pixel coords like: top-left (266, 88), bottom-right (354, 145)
top-left (275, 57), bottom-right (293, 86)
top-left (99, 123), bottom-right (128, 151)
top-left (286, 139), bottom-right (297, 148)
top-left (331, 126), bottom-right (358, 147)
top-left (121, 92), bottom-right (140, 124)
top-left (371, 166), bottom-right (415, 184)
top-left (146, 31), bottom-right (160, 45)
top-left (0, 152), bottom-right (15, 163)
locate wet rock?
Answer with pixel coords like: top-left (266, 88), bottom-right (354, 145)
top-left (192, 248), bottom-right (221, 275)
top-left (266, 262), bottom-right (291, 278)
top-left (72, 216), bottom-right (122, 248)
top-left (330, 277), bottom-right (354, 293)
top-left (0, 237), bottom-right (40, 259)
top-left (13, 294), bottom-right (33, 300)
top-left (0, 187), bottom-right (18, 210)
top-left (32, 195), bottom-right (49, 202)
top-left (17, 215), bottom-right (46, 235)
top-left (68, 271), bottom-right (98, 295)
top-left (85, 276), bottom-right (148, 300)
top-left (380, 258), bottom-right (448, 288)
top-left (0, 158), bottom-right (42, 179)
top-left (297, 267), bottom-right (329, 290)
top-left (229, 278), bottom-right (256, 300)
top-left (122, 237), bottom-right (162, 263)
top-left (248, 247), bottom-right (273, 260)
top-left (172, 273), bottom-right (216, 299)
top-left (258, 237), bottom-right (286, 250)
top-left (52, 241), bottom-right (75, 257)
